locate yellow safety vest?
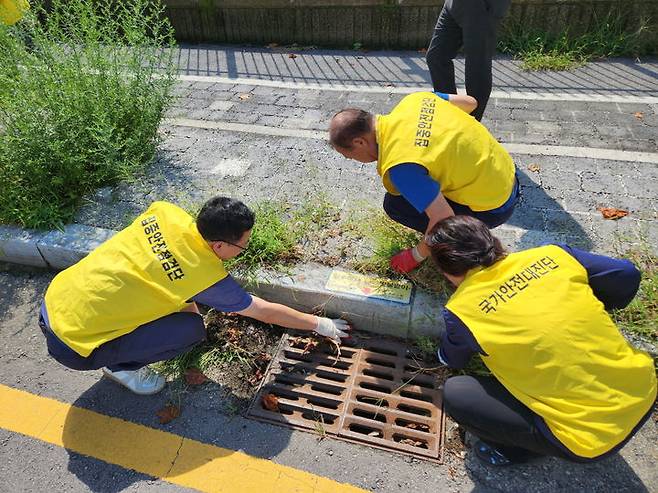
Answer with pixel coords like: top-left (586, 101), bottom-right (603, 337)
top-left (446, 245), bottom-right (656, 458)
top-left (376, 92), bottom-right (515, 211)
top-left (44, 202), bottom-right (228, 356)
top-left (0, 0), bottom-right (29, 25)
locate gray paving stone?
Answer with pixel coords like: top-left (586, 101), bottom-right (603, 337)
top-left (541, 171), bottom-right (581, 191)
top-left (581, 170), bottom-right (627, 195)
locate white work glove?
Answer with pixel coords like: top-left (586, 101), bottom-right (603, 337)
top-left (314, 317), bottom-right (351, 344)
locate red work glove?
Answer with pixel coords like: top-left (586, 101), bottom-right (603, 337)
top-left (390, 247), bottom-right (426, 274)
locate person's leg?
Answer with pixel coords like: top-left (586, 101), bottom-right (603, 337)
top-left (86, 312), bottom-right (206, 371)
top-left (443, 375), bottom-right (570, 461)
top-left (459, 0), bottom-right (503, 121)
top-left (425, 3), bottom-right (462, 94)
top-left (383, 193), bottom-right (429, 233)
top-left (445, 176), bottom-right (519, 229)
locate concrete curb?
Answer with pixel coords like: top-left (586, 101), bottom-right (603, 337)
top-left (0, 224), bottom-right (445, 340)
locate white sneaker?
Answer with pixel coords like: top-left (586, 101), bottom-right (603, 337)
top-left (102, 367), bottom-right (166, 395)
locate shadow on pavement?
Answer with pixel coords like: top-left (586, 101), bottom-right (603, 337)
top-left (506, 169), bottom-right (594, 251)
top-left (61, 378), bottom-right (293, 493)
top-left (465, 450), bottom-right (650, 493)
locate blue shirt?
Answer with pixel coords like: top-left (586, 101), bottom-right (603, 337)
top-left (438, 245), bottom-right (641, 368)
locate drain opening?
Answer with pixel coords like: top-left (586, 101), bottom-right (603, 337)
top-left (306, 397), bottom-right (340, 410)
top-left (301, 412), bottom-right (337, 424)
top-left (315, 370), bottom-right (349, 383)
top-left (353, 408), bottom-right (387, 423)
top-left (395, 418), bottom-right (431, 433)
top-left (321, 347), bottom-right (357, 359)
top-left (359, 381), bottom-right (392, 394)
top-left (349, 423), bottom-right (383, 438)
top-left (366, 346), bottom-right (398, 356)
top-left (397, 403), bottom-right (431, 417)
top-left (356, 395), bottom-right (389, 407)
top-left (362, 368), bottom-right (394, 381)
top-left (365, 357), bottom-right (396, 368)
top-left (401, 376), bottom-right (435, 389)
top-left (393, 434), bottom-right (429, 449)
top-left (311, 383), bottom-right (344, 396)
top-left (284, 351), bottom-right (352, 370)
top-left (399, 390), bottom-right (433, 403)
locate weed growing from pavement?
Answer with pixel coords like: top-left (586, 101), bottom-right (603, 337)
top-left (499, 13), bottom-right (651, 71)
top-left (413, 336), bottom-right (439, 360)
top-left (0, 0), bottom-right (177, 229)
top-left (346, 208), bottom-right (451, 295)
top-left (226, 196), bottom-right (341, 279)
top-left (613, 245), bottom-right (658, 345)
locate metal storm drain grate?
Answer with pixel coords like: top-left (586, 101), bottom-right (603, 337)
top-left (247, 333), bottom-right (446, 461)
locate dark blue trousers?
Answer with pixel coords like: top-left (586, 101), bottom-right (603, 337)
top-left (39, 310), bottom-right (205, 372)
top-left (383, 182), bottom-right (518, 233)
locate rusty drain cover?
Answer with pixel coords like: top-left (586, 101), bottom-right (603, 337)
top-left (247, 333), bottom-right (446, 462)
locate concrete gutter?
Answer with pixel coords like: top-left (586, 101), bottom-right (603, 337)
top-left (0, 224), bottom-right (445, 340)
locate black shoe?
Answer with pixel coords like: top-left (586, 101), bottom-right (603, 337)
top-left (473, 440), bottom-right (518, 467)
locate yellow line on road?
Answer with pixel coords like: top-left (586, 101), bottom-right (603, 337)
top-left (0, 384), bottom-right (366, 493)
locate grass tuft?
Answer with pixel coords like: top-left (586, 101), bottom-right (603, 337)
top-left (613, 246), bottom-right (658, 343)
top-left (499, 13), bottom-right (652, 71)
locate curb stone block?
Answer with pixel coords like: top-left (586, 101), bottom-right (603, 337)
top-left (37, 225), bottom-right (116, 270)
top-left (234, 263), bottom-right (432, 338)
top-left (0, 226), bottom-right (49, 267)
top-left (408, 289), bottom-right (446, 340)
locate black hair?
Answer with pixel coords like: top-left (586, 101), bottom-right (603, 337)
top-left (426, 215), bottom-right (506, 276)
top-left (196, 196), bottom-right (254, 243)
top-left (329, 108), bottom-right (374, 149)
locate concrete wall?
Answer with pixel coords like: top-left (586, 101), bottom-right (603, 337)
top-left (162, 0), bottom-right (658, 49)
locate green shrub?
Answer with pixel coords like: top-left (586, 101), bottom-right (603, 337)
top-left (0, 0), bottom-right (177, 228)
top-left (499, 13), bottom-right (651, 71)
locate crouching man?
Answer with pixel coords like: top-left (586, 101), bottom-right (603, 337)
top-left (39, 196), bottom-right (350, 394)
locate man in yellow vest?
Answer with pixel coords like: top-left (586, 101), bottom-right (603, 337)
top-left (426, 215), bottom-right (656, 465)
top-left (0, 0), bottom-right (29, 25)
top-left (329, 91), bottom-right (518, 275)
top-left (40, 196), bottom-right (351, 395)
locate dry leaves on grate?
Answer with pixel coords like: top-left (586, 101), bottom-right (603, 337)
top-left (184, 368), bottom-right (209, 386)
top-left (400, 438), bottom-right (425, 447)
top-left (597, 207), bottom-right (629, 220)
top-left (157, 404), bottom-right (181, 424)
top-left (262, 393), bottom-right (280, 412)
top-left (289, 335), bottom-right (321, 354)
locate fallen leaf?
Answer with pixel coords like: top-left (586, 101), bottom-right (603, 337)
top-left (248, 369), bottom-right (264, 386)
top-left (597, 207), bottom-right (629, 220)
top-left (238, 93), bottom-right (251, 101)
top-left (527, 163), bottom-right (541, 172)
top-left (184, 368), bottom-right (209, 386)
top-left (288, 53), bottom-right (297, 59)
top-left (266, 42), bottom-right (279, 48)
top-left (156, 404), bottom-right (180, 424)
top-left (225, 326), bottom-right (241, 343)
top-left (262, 393), bottom-right (280, 412)
top-left (302, 339), bottom-right (320, 354)
top-left (634, 112), bottom-right (644, 119)
top-left (400, 438), bottom-right (425, 447)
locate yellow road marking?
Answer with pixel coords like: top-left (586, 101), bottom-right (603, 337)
top-left (0, 384), bottom-right (366, 493)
